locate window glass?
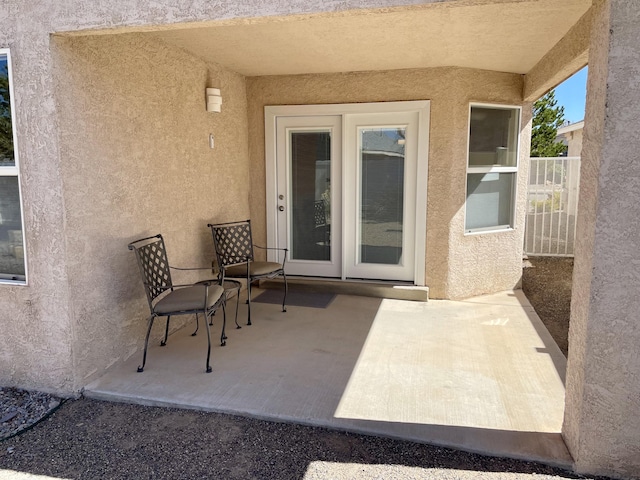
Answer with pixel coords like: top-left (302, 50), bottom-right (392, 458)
top-left (0, 54), bottom-right (15, 167)
top-left (465, 173), bottom-right (514, 231)
top-left (290, 130), bottom-right (332, 262)
top-left (469, 106), bottom-right (518, 167)
top-left (0, 50), bottom-right (25, 283)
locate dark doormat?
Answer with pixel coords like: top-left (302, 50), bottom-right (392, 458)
top-left (253, 289), bottom-right (336, 308)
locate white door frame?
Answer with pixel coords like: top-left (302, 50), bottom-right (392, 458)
top-left (265, 101), bottom-right (430, 285)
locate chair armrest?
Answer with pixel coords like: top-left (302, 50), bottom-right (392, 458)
top-left (169, 265), bottom-right (212, 271)
top-left (144, 281), bottom-right (214, 290)
top-left (253, 245), bottom-right (287, 268)
top-left (253, 245), bottom-right (288, 252)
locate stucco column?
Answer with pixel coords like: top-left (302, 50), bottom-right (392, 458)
top-left (563, 0), bottom-right (640, 478)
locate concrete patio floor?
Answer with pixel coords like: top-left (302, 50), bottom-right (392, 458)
top-left (84, 289), bottom-right (570, 468)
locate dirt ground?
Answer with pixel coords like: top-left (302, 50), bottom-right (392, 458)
top-left (522, 256), bottom-right (574, 356)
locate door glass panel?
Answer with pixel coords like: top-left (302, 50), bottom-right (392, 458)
top-left (290, 130), bottom-right (331, 262)
top-left (359, 127), bottom-right (405, 265)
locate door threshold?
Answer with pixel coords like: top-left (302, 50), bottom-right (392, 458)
top-left (259, 277), bottom-right (429, 302)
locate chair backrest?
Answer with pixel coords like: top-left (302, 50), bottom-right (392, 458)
top-left (128, 234), bottom-right (173, 308)
top-left (208, 220), bottom-right (255, 269)
top-left (314, 200), bottom-right (327, 228)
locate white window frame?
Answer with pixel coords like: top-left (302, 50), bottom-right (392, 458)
top-left (464, 102), bottom-right (521, 235)
top-left (0, 48), bottom-right (27, 284)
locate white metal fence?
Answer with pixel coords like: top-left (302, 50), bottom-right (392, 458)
top-left (524, 156), bottom-right (581, 257)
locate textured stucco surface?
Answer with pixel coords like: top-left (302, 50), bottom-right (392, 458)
top-left (247, 68), bottom-right (528, 299)
top-left (563, 0), bottom-right (640, 478)
top-left (523, 6), bottom-right (592, 102)
top-left (0, 14), bottom-right (75, 395)
top-left (50, 33), bottom-right (250, 388)
top-left (147, 0), bottom-right (591, 77)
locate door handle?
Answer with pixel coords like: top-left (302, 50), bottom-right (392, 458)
top-left (278, 206), bottom-right (285, 212)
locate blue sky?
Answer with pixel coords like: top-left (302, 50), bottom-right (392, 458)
top-left (552, 66), bottom-right (588, 124)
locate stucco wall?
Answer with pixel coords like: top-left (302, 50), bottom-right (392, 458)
top-left (49, 33), bottom-right (249, 388)
top-left (564, 0), bottom-right (640, 477)
top-left (247, 68), bottom-right (527, 299)
top-left (0, 19), bottom-right (75, 395)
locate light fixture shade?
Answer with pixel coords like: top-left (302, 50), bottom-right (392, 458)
top-left (206, 88), bottom-right (222, 113)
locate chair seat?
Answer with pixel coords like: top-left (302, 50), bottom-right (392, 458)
top-left (225, 261), bottom-right (283, 277)
top-left (154, 284), bottom-right (224, 315)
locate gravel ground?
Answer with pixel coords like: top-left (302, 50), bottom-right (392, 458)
top-left (0, 388), bottom-right (61, 441)
top-left (0, 398), bottom-right (610, 480)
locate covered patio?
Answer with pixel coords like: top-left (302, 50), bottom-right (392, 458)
top-left (85, 288), bottom-right (569, 467)
top-left (5, 0), bottom-right (640, 477)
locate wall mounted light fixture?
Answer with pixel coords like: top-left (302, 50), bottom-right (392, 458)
top-left (206, 88), bottom-right (222, 113)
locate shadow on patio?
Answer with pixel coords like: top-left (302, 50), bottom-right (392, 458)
top-left (84, 289), bottom-right (570, 468)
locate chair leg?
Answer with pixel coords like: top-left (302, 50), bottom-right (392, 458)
top-left (204, 311), bottom-right (213, 373)
top-left (234, 287), bottom-right (241, 329)
top-left (191, 313), bottom-right (199, 336)
top-left (246, 279), bottom-right (252, 326)
top-left (220, 302), bottom-right (227, 346)
top-left (282, 271), bottom-right (288, 313)
top-left (137, 315), bottom-right (155, 373)
top-left (160, 316), bottom-right (171, 346)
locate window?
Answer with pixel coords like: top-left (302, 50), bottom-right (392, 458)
top-left (465, 104), bottom-right (521, 233)
top-left (0, 50), bottom-right (26, 283)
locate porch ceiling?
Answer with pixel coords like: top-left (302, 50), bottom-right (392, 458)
top-left (148, 0), bottom-right (591, 77)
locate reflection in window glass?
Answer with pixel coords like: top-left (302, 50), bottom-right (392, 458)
top-left (359, 128), bottom-right (405, 265)
top-left (290, 131), bottom-right (331, 262)
top-left (469, 106), bottom-right (518, 167)
top-left (0, 177), bottom-right (25, 281)
top-left (0, 50), bottom-right (25, 282)
top-left (466, 173), bottom-right (514, 231)
top-left (0, 54), bottom-right (15, 167)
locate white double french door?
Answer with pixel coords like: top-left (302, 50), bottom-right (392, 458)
top-left (265, 102), bottom-right (429, 284)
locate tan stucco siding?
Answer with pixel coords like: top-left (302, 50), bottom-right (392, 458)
top-left (564, 1), bottom-right (640, 477)
top-left (524, 6), bottom-right (592, 102)
top-left (247, 67), bottom-right (526, 299)
top-left (50, 33), bottom-right (250, 388)
top-left (0, 29), bottom-right (75, 395)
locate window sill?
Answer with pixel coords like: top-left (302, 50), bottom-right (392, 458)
top-left (464, 226), bottom-right (515, 236)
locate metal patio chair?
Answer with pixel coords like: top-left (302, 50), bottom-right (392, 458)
top-left (128, 234), bottom-right (226, 373)
top-left (208, 220), bottom-right (287, 326)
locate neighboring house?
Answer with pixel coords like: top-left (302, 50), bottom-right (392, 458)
top-left (1, 1), bottom-right (639, 478)
top-left (557, 120), bottom-right (585, 156)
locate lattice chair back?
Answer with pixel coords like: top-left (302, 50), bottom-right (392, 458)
top-left (211, 220), bottom-right (255, 268)
top-left (314, 199), bottom-right (327, 227)
top-left (128, 234), bottom-right (173, 309)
